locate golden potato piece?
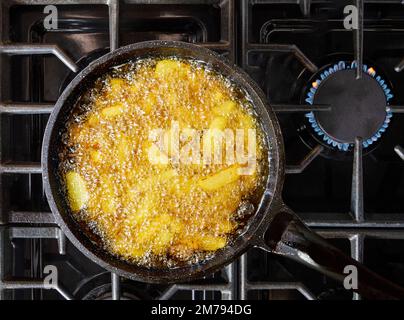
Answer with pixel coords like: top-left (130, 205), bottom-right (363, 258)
top-left (155, 59), bottom-right (189, 78)
top-left (198, 235), bottom-right (227, 251)
top-left (128, 193), bottom-right (157, 226)
top-left (147, 144), bottom-right (169, 165)
top-left (198, 166), bottom-right (240, 191)
top-left (113, 237), bottom-right (145, 259)
top-left (152, 216), bottom-right (182, 254)
top-left (211, 89), bottom-right (225, 104)
top-left (99, 175), bottom-right (117, 214)
top-left (153, 232), bottom-right (174, 254)
top-left (108, 78), bottom-right (126, 95)
top-left (215, 218), bottom-right (234, 234)
top-left (90, 150), bottom-right (102, 163)
top-left (87, 113), bottom-right (100, 127)
top-left (160, 169), bottom-right (178, 181)
top-left (142, 93), bottom-right (156, 114)
top-left (135, 213), bottom-right (179, 255)
top-left (66, 171), bottom-right (89, 212)
top-left (239, 112), bottom-right (255, 130)
top-left (129, 247), bottom-right (146, 259)
top-left (209, 116), bottom-right (227, 130)
top-left (101, 196), bottom-right (117, 215)
top-left (203, 117), bottom-right (227, 150)
top-left (101, 103), bottom-right (124, 118)
top-left (117, 136), bottom-right (131, 164)
top-left (213, 101), bottom-right (236, 116)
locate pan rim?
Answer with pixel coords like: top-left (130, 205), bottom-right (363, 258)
top-left (41, 40), bottom-right (285, 283)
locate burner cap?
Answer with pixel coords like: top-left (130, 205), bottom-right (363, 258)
top-left (305, 62), bottom-right (393, 151)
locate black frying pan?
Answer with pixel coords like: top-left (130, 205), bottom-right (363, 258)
top-left (42, 41), bottom-right (404, 299)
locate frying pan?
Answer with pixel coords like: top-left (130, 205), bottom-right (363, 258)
top-left (42, 40), bottom-right (404, 300)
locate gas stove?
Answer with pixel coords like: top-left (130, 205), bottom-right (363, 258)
top-left (1, 0), bottom-right (404, 300)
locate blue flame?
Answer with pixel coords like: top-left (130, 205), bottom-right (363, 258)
top-left (305, 61), bottom-right (393, 151)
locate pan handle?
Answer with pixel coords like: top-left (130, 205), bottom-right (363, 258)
top-left (256, 206), bottom-right (404, 300)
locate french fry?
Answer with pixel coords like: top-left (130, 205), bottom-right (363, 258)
top-left (215, 218), bottom-right (234, 234)
top-left (101, 196), bottom-right (116, 215)
top-left (117, 136), bottom-right (130, 164)
top-left (198, 166), bottom-right (240, 191)
top-left (66, 171), bottom-right (89, 212)
top-left (135, 214), bottom-right (181, 255)
top-left (213, 100), bottom-right (236, 116)
top-left (109, 78), bottom-right (126, 96)
top-left (128, 193), bottom-right (156, 226)
top-left (113, 237), bottom-right (145, 259)
top-left (87, 113), bottom-right (100, 127)
top-left (101, 103), bottom-right (124, 118)
top-left (209, 116), bottom-right (227, 130)
top-left (99, 175), bottom-right (117, 214)
top-left (142, 93), bottom-right (156, 114)
top-left (147, 144), bottom-right (169, 165)
top-left (239, 112), bottom-right (254, 130)
top-left (155, 59), bottom-right (189, 78)
top-left (211, 89), bottom-right (225, 104)
top-left (198, 235), bottom-right (227, 251)
top-left (90, 149), bottom-right (102, 163)
top-left (152, 215), bottom-right (182, 254)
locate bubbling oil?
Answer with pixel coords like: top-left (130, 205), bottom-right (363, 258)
top-left (59, 57), bottom-right (268, 268)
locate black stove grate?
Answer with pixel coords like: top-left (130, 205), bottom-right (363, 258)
top-left (0, 0), bottom-right (238, 301)
top-left (1, 0), bottom-right (404, 300)
top-left (240, 0), bottom-right (404, 300)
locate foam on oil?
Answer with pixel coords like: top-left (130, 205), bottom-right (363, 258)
top-left (59, 57), bottom-right (268, 268)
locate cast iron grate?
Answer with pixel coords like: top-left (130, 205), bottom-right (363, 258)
top-left (1, 0), bottom-right (404, 300)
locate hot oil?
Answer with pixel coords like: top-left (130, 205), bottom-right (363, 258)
top-left (59, 57), bottom-right (268, 269)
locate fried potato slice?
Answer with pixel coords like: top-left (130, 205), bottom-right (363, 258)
top-left (213, 100), bottom-right (236, 116)
top-left (147, 144), bottom-right (169, 165)
top-left (101, 103), bottom-right (125, 118)
top-left (90, 149), bottom-right (102, 163)
top-left (197, 235), bottom-right (227, 251)
top-left (135, 213), bottom-right (184, 255)
top-left (128, 193), bottom-right (157, 226)
top-left (198, 166), bottom-right (241, 191)
top-left (155, 59), bottom-right (190, 79)
top-left (66, 171), bottom-right (89, 212)
top-left (141, 93), bottom-right (156, 114)
top-left (87, 112), bottom-right (100, 127)
top-left (209, 116), bottom-right (227, 130)
top-left (239, 112), bottom-right (255, 130)
top-left (108, 78), bottom-right (127, 97)
top-left (116, 135), bottom-right (131, 164)
top-left (99, 174), bottom-right (118, 214)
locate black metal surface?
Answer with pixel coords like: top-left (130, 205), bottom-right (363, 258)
top-left (2, 0), bottom-right (404, 300)
top-left (354, 0), bottom-right (364, 79)
top-left (239, 0), bottom-right (404, 300)
top-left (263, 209), bottom-right (404, 299)
top-left (1, 0), bottom-right (240, 300)
top-left (313, 69), bottom-right (387, 144)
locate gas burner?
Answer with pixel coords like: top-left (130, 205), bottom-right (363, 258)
top-left (304, 61), bottom-right (393, 151)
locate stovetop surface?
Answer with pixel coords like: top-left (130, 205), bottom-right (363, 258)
top-left (1, 0), bottom-right (404, 300)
